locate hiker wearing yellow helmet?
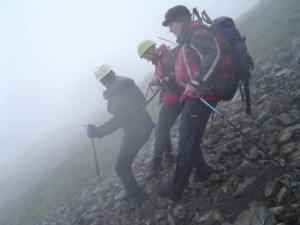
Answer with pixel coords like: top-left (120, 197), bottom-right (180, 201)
top-left (137, 40), bottom-right (183, 180)
top-left (138, 40), bottom-right (155, 60)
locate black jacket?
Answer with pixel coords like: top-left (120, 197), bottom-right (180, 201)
top-left (95, 76), bottom-right (155, 138)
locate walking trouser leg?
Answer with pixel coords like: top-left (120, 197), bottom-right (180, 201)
top-left (171, 99), bottom-right (215, 193)
top-left (115, 128), bottom-right (152, 193)
top-left (152, 103), bottom-right (182, 165)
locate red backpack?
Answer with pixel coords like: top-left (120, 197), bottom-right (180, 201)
top-left (186, 25), bottom-right (239, 102)
top-left (192, 8), bottom-right (253, 114)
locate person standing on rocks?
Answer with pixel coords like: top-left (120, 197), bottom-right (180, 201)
top-left (86, 64), bottom-right (156, 202)
top-left (137, 40), bottom-right (183, 179)
top-left (152, 5), bottom-right (236, 201)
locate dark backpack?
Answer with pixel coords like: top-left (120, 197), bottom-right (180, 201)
top-left (194, 8), bottom-right (254, 114)
top-left (210, 16), bottom-right (254, 79)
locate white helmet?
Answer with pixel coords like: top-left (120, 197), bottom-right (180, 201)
top-left (94, 64), bottom-right (112, 81)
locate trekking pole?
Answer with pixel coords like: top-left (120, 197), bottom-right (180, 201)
top-left (244, 78), bottom-right (252, 115)
top-left (158, 37), bottom-right (177, 46)
top-left (192, 7), bottom-right (202, 21)
top-left (197, 97), bottom-right (271, 159)
top-left (201, 10), bottom-right (213, 24)
top-left (144, 87), bottom-right (161, 107)
top-left (84, 125), bottom-right (104, 203)
top-left (91, 138), bottom-right (100, 176)
top-left (91, 137), bottom-right (104, 204)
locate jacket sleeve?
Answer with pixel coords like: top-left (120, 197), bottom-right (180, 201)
top-left (159, 50), bottom-right (176, 77)
top-left (190, 32), bottom-right (220, 83)
top-left (94, 116), bottom-right (122, 138)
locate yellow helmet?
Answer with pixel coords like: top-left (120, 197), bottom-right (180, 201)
top-left (137, 40), bottom-right (155, 58)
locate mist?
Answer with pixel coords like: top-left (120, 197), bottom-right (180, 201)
top-left (0, 0), bottom-right (259, 194)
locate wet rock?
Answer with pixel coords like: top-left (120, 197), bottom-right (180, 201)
top-left (236, 160), bottom-right (262, 177)
top-left (288, 108), bottom-right (300, 121)
top-left (277, 113), bottom-right (295, 126)
top-left (276, 186), bottom-right (289, 204)
top-left (296, 50), bottom-right (300, 64)
top-left (277, 123), bottom-right (300, 143)
top-left (83, 211), bottom-right (99, 224)
top-left (233, 206), bottom-right (276, 225)
top-left (172, 204), bottom-right (186, 219)
top-left (279, 142), bottom-right (298, 159)
top-left (235, 177), bottom-right (256, 197)
top-left (275, 68), bottom-right (292, 78)
top-left (265, 180), bottom-right (280, 198)
top-left (193, 209), bottom-right (223, 225)
top-left (277, 51), bottom-right (293, 63)
top-left (290, 149), bottom-right (300, 162)
top-left (268, 206), bottom-right (284, 215)
top-left (154, 209), bottom-right (165, 221)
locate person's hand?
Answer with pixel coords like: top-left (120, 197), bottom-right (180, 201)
top-left (86, 124), bottom-right (98, 138)
top-left (158, 77), bottom-right (169, 87)
top-left (149, 76), bottom-right (160, 86)
top-left (184, 80), bottom-right (199, 94)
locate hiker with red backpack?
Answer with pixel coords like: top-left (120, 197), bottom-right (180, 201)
top-left (137, 40), bottom-right (183, 179)
top-left (152, 5), bottom-right (238, 201)
top-left (86, 64), bottom-right (156, 202)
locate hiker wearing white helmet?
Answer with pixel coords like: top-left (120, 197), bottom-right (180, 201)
top-left (87, 64), bottom-right (156, 202)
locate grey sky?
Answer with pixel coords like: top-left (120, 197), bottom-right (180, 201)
top-left (0, 0), bottom-right (259, 172)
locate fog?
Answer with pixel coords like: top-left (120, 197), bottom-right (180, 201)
top-left (0, 0), bottom-right (258, 184)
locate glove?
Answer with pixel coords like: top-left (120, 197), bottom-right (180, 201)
top-left (86, 124), bottom-right (98, 138)
top-left (158, 77), bottom-right (168, 87)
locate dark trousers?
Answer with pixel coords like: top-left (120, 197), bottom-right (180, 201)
top-left (152, 103), bottom-right (183, 165)
top-left (115, 116), bottom-right (153, 193)
top-left (171, 99), bottom-right (216, 193)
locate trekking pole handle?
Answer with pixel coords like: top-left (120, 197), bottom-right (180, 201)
top-left (192, 8), bottom-right (202, 21)
top-left (201, 10), bottom-right (213, 24)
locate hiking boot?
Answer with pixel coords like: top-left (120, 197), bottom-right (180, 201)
top-left (151, 184), bottom-right (181, 202)
top-left (145, 163), bottom-right (162, 180)
top-left (131, 190), bottom-right (150, 204)
top-left (193, 167), bottom-right (212, 182)
top-left (115, 189), bottom-right (149, 203)
top-left (115, 189), bottom-right (132, 201)
top-left (165, 153), bottom-right (176, 164)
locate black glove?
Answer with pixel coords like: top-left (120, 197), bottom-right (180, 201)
top-left (86, 124), bottom-right (99, 138)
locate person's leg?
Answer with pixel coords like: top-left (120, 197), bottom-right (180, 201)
top-left (153, 103), bottom-right (183, 164)
top-left (193, 101), bottom-right (217, 181)
top-left (115, 126), bottom-right (152, 197)
top-left (162, 103), bottom-right (183, 160)
top-left (171, 99), bottom-right (206, 192)
top-left (152, 105), bottom-right (169, 166)
top-left (146, 103), bottom-right (182, 179)
top-left (152, 99), bottom-right (214, 200)
top-left (152, 99), bottom-right (196, 200)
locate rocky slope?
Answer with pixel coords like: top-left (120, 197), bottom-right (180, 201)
top-left (34, 36), bottom-right (300, 225)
